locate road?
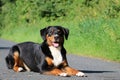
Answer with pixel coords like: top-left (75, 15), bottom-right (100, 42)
top-left (0, 39), bottom-right (120, 80)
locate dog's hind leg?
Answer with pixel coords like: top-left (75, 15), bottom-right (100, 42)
top-left (13, 51), bottom-right (24, 72)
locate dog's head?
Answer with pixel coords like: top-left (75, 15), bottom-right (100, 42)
top-left (40, 26), bottom-right (69, 48)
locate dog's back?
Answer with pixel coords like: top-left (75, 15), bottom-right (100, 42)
top-left (5, 42), bottom-right (43, 72)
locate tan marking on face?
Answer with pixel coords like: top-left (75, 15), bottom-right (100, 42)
top-left (46, 35), bottom-right (55, 46)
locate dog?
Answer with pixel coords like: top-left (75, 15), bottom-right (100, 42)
top-left (5, 26), bottom-right (85, 77)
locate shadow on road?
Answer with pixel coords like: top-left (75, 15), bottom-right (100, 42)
top-left (0, 47), bottom-right (10, 49)
top-left (81, 70), bottom-right (115, 73)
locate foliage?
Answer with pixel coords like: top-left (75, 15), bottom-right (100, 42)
top-left (1, 0), bottom-right (72, 23)
top-left (38, 0), bottom-right (73, 21)
top-left (0, 0), bottom-right (120, 62)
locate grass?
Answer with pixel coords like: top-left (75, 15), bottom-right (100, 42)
top-left (0, 0), bottom-right (120, 62)
top-left (1, 18), bottom-right (120, 62)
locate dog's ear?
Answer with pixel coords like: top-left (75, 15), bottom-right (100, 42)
top-left (62, 27), bottom-right (69, 40)
top-left (40, 28), bottom-right (47, 40)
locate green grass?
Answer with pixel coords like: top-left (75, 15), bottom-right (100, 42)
top-left (0, 0), bottom-right (120, 62)
top-left (1, 18), bottom-right (120, 62)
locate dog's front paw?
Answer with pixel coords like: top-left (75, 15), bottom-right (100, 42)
top-left (18, 67), bottom-right (24, 72)
top-left (76, 72), bottom-right (86, 77)
top-left (59, 73), bottom-right (69, 77)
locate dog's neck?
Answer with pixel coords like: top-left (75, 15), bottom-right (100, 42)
top-left (49, 46), bottom-right (63, 66)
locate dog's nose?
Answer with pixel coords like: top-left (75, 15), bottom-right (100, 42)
top-left (54, 34), bottom-right (59, 41)
top-left (54, 36), bottom-right (59, 40)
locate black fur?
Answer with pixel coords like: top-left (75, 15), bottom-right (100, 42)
top-left (5, 26), bottom-right (69, 73)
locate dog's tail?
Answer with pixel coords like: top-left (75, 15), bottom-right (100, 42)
top-left (5, 54), bottom-right (15, 69)
top-left (5, 46), bottom-right (20, 69)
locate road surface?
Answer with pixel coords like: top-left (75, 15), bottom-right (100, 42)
top-left (0, 39), bottom-right (120, 80)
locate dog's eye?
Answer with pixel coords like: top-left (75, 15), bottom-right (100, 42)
top-left (58, 32), bottom-right (62, 35)
top-left (58, 32), bottom-right (63, 36)
top-left (48, 31), bottom-right (53, 36)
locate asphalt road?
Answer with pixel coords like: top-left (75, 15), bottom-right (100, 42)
top-left (0, 39), bottom-right (120, 80)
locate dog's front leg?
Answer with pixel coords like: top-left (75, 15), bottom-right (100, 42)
top-left (63, 66), bottom-right (85, 77)
top-left (43, 68), bottom-right (69, 77)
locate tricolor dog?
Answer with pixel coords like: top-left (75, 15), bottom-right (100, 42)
top-left (5, 26), bottom-right (85, 77)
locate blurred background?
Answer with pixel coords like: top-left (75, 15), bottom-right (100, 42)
top-left (0, 0), bottom-right (120, 62)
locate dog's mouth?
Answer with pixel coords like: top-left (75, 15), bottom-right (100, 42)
top-left (52, 42), bottom-right (59, 48)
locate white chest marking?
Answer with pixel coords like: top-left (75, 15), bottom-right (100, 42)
top-left (49, 46), bottom-right (63, 66)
